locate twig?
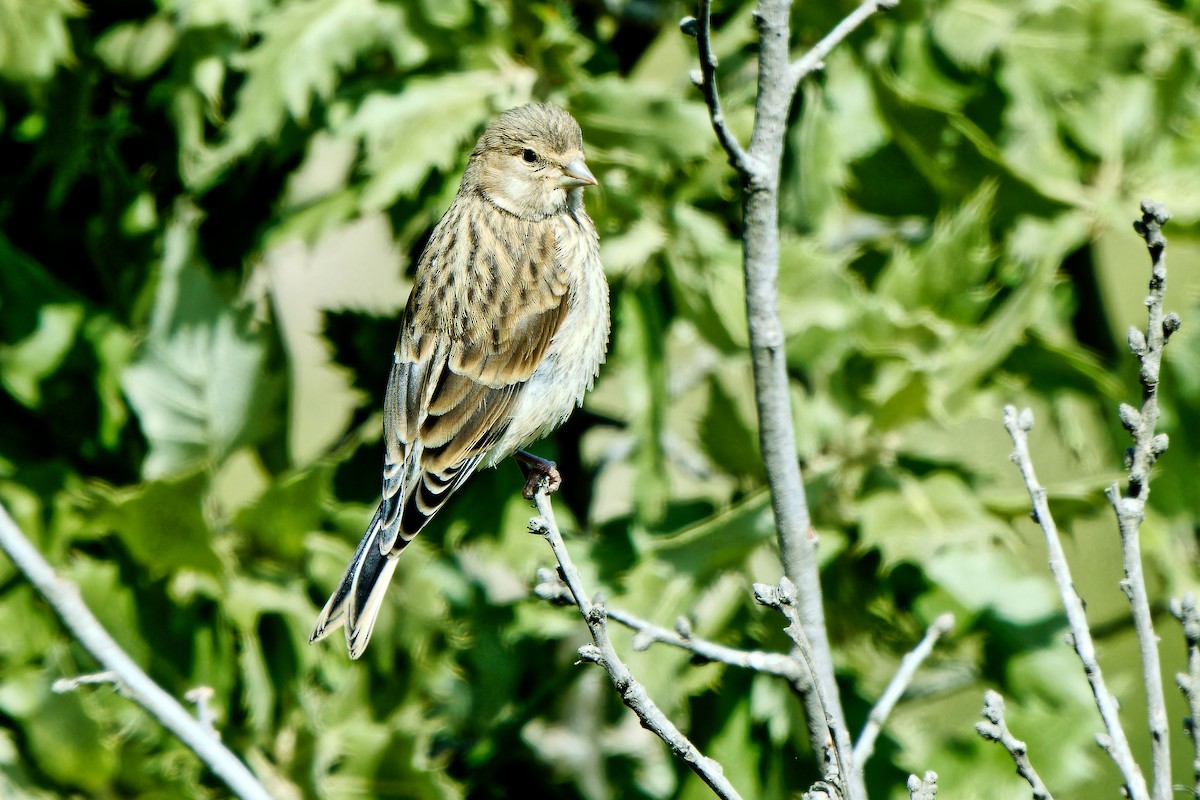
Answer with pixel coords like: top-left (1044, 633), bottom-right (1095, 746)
top-left (755, 578), bottom-right (854, 792)
top-left (1002, 406), bottom-right (1150, 800)
top-left (976, 690), bottom-right (1054, 800)
top-left (680, 2), bottom-right (756, 177)
top-left (185, 686), bottom-right (220, 738)
top-left (906, 771), bottom-right (938, 800)
top-left (528, 484), bottom-right (745, 800)
top-left (853, 613), bottom-right (955, 766)
top-left (0, 503), bottom-right (272, 800)
top-left (52, 670), bottom-right (124, 694)
top-left (790, 0), bottom-right (899, 87)
top-left (603, 605), bottom-right (806, 684)
top-left (1107, 201), bottom-right (1176, 800)
top-left (1171, 593), bottom-right (1200, 797)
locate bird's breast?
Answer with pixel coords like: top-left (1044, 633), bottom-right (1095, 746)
top-left (481, 210), bottom-right (609, 465)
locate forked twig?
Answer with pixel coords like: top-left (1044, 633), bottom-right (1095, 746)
top-left (529, 483), bottom-right (744, 800)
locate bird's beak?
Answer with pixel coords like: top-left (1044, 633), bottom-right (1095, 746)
top-left (559, 159), bottom-right (598, 189)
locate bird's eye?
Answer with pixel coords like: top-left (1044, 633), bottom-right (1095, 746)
top-left (522, 149), bottom-right (538, 163)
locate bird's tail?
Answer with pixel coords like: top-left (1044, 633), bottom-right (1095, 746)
top-left (309, 503), bottom-right (405, 659)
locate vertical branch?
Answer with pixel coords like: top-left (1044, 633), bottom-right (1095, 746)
top-left (684, 3), bottom-right (895, 796)
top-left (741, 0), bottom-right (856, 788)
top-left (1003, 407), bottom-right (1149, 800)
top-left (1108, 201), bottom-right (1176, 800)
top-left (1171, 593), bottom-right (1200, 797)
top-left (0, 504), bottom-right (273, 800)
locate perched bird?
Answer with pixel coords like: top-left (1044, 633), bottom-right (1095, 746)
top-left (310, 103), bottom-right (609, 658)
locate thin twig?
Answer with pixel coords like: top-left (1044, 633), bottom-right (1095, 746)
top-left (185, 686), bottom-right (220, 738)
top-left (976, 690), bottom-right (1054, 800)
top-left (528, 484), bottom-right (745, 800)
top-left (1171, 593), bottom-right (1200, 797)
top-left (0, 503), bottom-right (272, 800)
top-left (755, 578), bottom-right (853, 792)
top-left (790, 0), bottom-right (899, 87)
top-left (1107, 201), bottom-right (1175, 800)
top-left (906, 771), bottom-right (938, 800)
top-left (603, 605), bottom-right (806, 684)
top-left (1002, 406), bottom-right (1149, 800)
top-left (853, 613), bottom-right (954, 766)
top-left (681, 1), bottom-right (756, 177)
top-left (52, 670), bottom-right (124, 694)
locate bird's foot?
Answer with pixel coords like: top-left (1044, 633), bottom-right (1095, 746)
top-left (514, 450), bottom-right (562, 499)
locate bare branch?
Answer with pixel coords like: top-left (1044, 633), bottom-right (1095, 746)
top-left (682, 1), bottom-right (756, 177)
top-left (790, 0), bottom-right (899, 86)
top-left (0, 503), bottom-right (272, 800)
top-left (755, 578), bottom-right (854, 792)
top-left (1105, 201), bottom-right (1175, 800)
top-left (976, 691), bottom-right (1053, 800)
top-left (1171, 593), bottom-right (1200, 797)
top-left (528, 484), bottom-right (745, 800)
top-left (854, 613), bottom-right (954, 766)
top-left (1002, 407), bottom-right (1149, 800)
top-left (602, 605), bottom-right (806, 684)
top-left (685, 2), bottom-right (896, 795)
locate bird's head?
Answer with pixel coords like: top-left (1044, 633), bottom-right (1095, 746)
top-left (465, 103), bottom-right (598, 220)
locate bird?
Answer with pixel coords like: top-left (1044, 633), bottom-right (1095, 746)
top-left (310, 103), bottom-right (609, 659)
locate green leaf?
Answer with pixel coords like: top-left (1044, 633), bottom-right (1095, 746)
top-left (930, 0), bottom-right (1020, 71)
top-left (858, 472), bottom-right (1007, 567)
top-left (860, 472), bottom-right (1060, 623)
top-left (233, 464), bottom-right (333, 559)
top-left (69, 556), bottom-right (150, 664)
top-left (194, 0), bottom-right (430, 188)
top-left (340, 71), bottom-right (529, 211)
top-left (0, 303), bottom-right (83, 408)
top-left (573, 77), bottom-right (714, 168)
top-left (75, 470), bottom-right (221, 575)
top-left (94, 15), bottom-right (177, 80)
top-left (418, 0), bottom-right (470, 29)
top-left (122, 206), bottom-right (280, 478)
top-left (663, 203), bottom-right (747, 351)
top-left (699, 369), bottom-right (763, 481)
top-left (875, 183), bottom-right (998, 324)
top-left (648, 490), bottom-right (774, 583)
top-left (20, 687), bottom-right (118, 791)
top-left (0, 0), bottom-right (83, 82)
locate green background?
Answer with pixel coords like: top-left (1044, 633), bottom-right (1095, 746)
top-left (2, 0), bottom-right (1200, 797)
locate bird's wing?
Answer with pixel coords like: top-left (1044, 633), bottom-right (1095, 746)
top-left (377, 199), bottom-right (570, 554)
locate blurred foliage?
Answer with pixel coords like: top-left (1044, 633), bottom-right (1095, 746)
top-left (2, 0), bottom-right (1200, 797)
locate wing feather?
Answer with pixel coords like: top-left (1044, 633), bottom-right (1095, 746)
top-left (380, 196), bottom-right (568, 546)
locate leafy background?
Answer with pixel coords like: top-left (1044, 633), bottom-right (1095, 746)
top-left (2, 0), bottom-right (1200, 797)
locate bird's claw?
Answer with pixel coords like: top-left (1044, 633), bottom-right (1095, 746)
top-left (515, 450), bottom-right (562, 499)
top-left (522, 464), bottom-right (561, 500)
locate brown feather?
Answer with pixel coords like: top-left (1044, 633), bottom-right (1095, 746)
top-left (311, 103), bottom-right (607, 659)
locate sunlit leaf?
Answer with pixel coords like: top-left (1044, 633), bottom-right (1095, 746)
top-left (340, 70), bottom-right (532, 211)
top-left (0, 0), bottom-right (82, 82)
top-left (94, 15), bottom-right (176, 80)
top-left (122, 207), bottom-right (281, 478)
